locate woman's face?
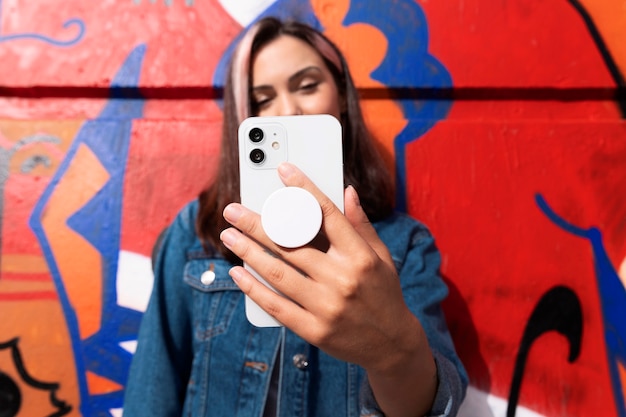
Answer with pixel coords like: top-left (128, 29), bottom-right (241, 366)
top-left (250, 35), bottom-right (343, 119)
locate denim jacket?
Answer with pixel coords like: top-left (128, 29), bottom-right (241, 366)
top-left (124, 200), bottom-right (467, 416)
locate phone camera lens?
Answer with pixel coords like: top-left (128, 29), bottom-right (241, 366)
top-left (249, 127), bottom-right (264, 143)
top-left (249, 148), bottom-right (265, 164)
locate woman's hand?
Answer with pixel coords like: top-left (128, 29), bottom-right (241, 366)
top-left (220, 162), bottom-right (436, 416)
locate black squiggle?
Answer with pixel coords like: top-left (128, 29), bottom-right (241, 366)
top-left (507, 286), bottom-right (583, 417)
top-left (0, 338), bottom-right (71, 416)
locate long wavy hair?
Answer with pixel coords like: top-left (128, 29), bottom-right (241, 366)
top-left (197, 17), bottom-right (394, 262)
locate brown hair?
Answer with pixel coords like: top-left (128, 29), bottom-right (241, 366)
top-left (197, 17), bottom-right (394, 261)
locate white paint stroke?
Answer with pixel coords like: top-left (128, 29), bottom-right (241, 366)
top-left (458, 386), bottom-right (545, 417)
top-left (116, 250), bottom-right (154, 313)
top-left (217, 0), bottom-right (277, 27)
top-left (119, 340), bottom-right (138, 354)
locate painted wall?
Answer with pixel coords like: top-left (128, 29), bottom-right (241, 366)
top-left (0, 0), bottom-right (624, 416)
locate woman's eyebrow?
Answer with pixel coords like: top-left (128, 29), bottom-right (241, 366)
top-left (288, 66), bottom-right (323, 83)
top-left (252, 66), bottom-right (324, 91)
top-left (251, 85), bottom-right (271, 93)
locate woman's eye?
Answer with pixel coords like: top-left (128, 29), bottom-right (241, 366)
top-left (299, 81), bottom-right (319, 92)
top-left (252, 97), bottom-right (271, 109)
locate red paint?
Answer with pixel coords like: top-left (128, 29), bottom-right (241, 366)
top-left (120, 120), bottom-right (222, 256)
top-left (420, 0), bottom-right (616, 88)
top-left (0, 292), bottom-right (59, 301)
top-left (407, 121), bottom-right (626, 416)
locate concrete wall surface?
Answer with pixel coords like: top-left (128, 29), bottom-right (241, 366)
top-left (0, 1), bottom-right (625, 416)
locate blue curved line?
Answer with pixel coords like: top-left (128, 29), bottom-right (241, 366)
top-left (534, 193), bottom-right (588, 238)
top-left (0, 18), bottom-right (85, 46)
top-left (536, 192), bottom-right (626, 417)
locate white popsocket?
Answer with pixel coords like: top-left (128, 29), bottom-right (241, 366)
top-left (261, 187), bottom-right (322, 248)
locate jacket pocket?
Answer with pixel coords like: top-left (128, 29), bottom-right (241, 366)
top-left (183, 258), bottom-right (242, 341)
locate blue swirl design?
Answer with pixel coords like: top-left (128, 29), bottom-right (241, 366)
top-left (535, 193), bottom-right (626, 417)
top-left (0, 1), bottom-right (85, 47)
top-left (343, 1), bottom-right (452, 211)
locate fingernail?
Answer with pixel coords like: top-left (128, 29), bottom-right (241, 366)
top-left (278, 162), bottom-right (295, 179)
top-left (229, 267), bottom-right (244, 283)
top-left (223, 203), bottom-right (243, 223)
top-left (220, 228), bottom-right (238, 248)
top-left (347, 185), bottom-right (361, 207)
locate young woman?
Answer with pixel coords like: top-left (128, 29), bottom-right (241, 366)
top-left (124, 17), bottom-right (467, 417)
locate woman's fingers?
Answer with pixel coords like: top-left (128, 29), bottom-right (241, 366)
top-left (222, 202), bottom-right (323, 274)
top-left (343, 185), bottom-right (394, 267)
top-left (220, 226), bottom-right (314, 300)
top-left (276, 163), bottom-right (366, 253)
top-left (220, 163), bottom-right (413, 363)
top-left (275, 163), bottom-right (393, 270)
top-left (228, 264), bottom-right (314, 328)
top-left (221, 163), bottom-right (396, 325)
top-left (220, 225), bottom-right (331, 332)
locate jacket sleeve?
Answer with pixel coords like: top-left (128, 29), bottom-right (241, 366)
top-left (123, 203), bottom-right (197, 416)
top-left (361, 214), bottom-right (469, 416)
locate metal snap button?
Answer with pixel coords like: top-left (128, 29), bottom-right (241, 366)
top-left (201, 264), bottom-right (216, 285)
top-left (292, 353), bottom-right (308, 370)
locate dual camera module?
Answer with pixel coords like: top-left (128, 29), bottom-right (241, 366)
top-left (248, 127), bottom-right (266, 164)
top-left (243, 122), bottom-right (286, 169)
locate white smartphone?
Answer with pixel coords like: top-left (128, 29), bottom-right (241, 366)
top-left (238, 114), bottom-right (344, 327)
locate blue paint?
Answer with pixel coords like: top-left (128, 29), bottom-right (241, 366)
top-left (0, 1), bottom-right (85, 47)
top-left (536, 193), bottom-right (626, 417)
top-left (30, 44), bottom-right (146, 417)
top-left (344, 0), bottom-right (452, 211)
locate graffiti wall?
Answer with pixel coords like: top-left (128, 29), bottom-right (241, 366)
top-left (0, 0), bottom-right (624, 416)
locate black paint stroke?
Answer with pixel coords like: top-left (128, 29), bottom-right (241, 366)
top-left (0, 371), bottom-right (20, 417)
top-left (507, 286), bottom-right (583, 417)
top-left (0, 338), bottom-right (71, 416)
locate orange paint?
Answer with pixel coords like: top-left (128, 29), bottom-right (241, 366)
top-left (0, 120), bottom-right (80, 153)
top-left (2, 254), bottom-right (50, 274)
top-left (577, 0), bottom-right (626, 76)
top-left (40, 143), bottom-right (108, 340)
top-left (86, 370), bottom-right (124, 395)
top-left (312, 0), bottom-right (405, 180)
top-left (0, 120), bottom-right (80, 412)
top-left (0, 301), bottom-right (78, 415)
top-left (0, 279), bottom-right (55, 291)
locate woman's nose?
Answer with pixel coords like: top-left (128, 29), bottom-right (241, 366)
top-left (277, 94), bottom-right (301, 116)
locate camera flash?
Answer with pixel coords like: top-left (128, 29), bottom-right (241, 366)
top-left (272, 141), bottom-right (280, 150)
